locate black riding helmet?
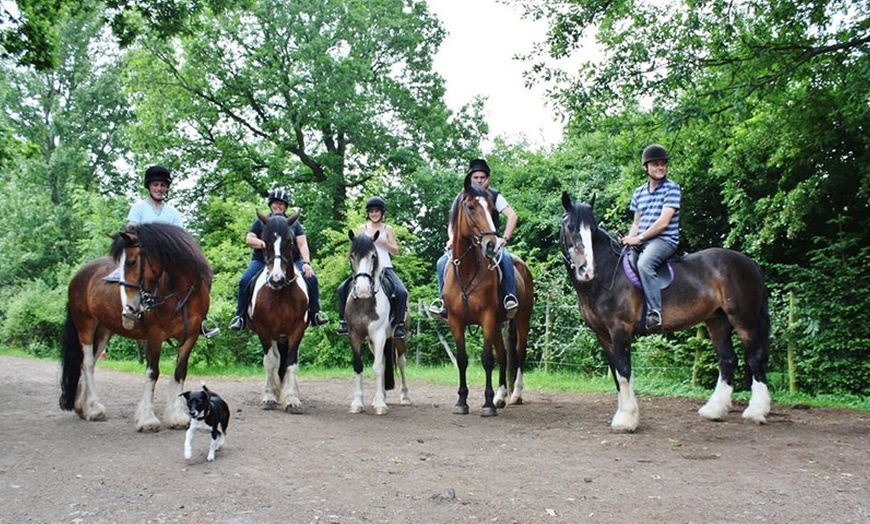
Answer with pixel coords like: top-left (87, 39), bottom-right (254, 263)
top-left (144, 165), bottom-right (172, 188)
top-left (365, 196), bottom-right (385, 213)
top-left (467, 158), bottom-right (491, 176)
top-left (641, 144), bottom-right (669, 166)
top-left (267, 188), bottom-right (290, 207)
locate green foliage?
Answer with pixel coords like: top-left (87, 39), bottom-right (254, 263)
top-left (771, 234), bottom-right (870, 396)
top-left (0, 279), bottom-right (65, 357)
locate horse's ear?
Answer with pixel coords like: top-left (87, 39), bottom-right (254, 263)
top-left (561, 191), bottom-right (573, 212)
top-left (464, 172), bottom-right (473, 193)
top-left (348, 230), bottom-right (355, 241)
top-left (372, 230), bottom-right (380, 242)
top-left (257, 209), bottom-right (269, 224)
top-left (119, 231), bottom-right (138, 245)
top-left (590, 194), bottom-right (596, 210)
top-left (286, 211), bottom-right (299, 225)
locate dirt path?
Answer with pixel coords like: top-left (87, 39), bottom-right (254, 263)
top-left (1, 355), bottom-right (868, 523)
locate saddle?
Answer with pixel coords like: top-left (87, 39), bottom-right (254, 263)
top-left (624, 249), bottom-right (676, 291)
top-left (378, 273), bottom-right (400, 323)
top-left (245, 267), bottom-right (309, 318)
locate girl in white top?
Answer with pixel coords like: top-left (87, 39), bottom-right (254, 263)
top-left (336, 196), bottom-right (409, 338)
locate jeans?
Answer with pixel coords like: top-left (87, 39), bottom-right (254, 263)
top-left (235, 259), bottom-right (265, 317)
top-left (437, 247), bottom-right (516, 300)
top-left (338, 268), bottom-right (407, 325)
top-left (294, 260), bottom-right (322, 319)
top-left (637, 238), bottom-right (676, 313)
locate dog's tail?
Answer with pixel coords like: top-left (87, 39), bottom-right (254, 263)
top-left (59, 304), bottom-right (83, 411)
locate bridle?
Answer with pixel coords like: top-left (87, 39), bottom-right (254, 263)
top-left (262, 233), bottom-right (298, 290)
top-left (350, 248), bottom-right (380, 298)
top-left (560, 213), bottom-right (625, 291)
top-left (119, 245), bottom-right (199, 319)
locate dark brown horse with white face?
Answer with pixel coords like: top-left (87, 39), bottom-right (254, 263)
top-left (344, 231), bottom-right (410, 415)
top-left (246, 211), bottom-right (309, 412)
top-left (60, 223), bottom-right (212, 431)
top-left (560, 192), bottom-right (770, 432)
top-left (444, 174), bottom-right (534, 416)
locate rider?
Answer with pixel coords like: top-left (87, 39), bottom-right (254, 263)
top-left (228, 188), bottom-right (329, 331)
top-left (127, 165), bottom-right (184, 228)
top-left (126, 165), bottom-right (219, 338)
top-left (620, 144), bottom-right (681, 330)
top-left (336, 196), bottom-right (409, 339)
top-left (429, 158), bottom-right (518, 319)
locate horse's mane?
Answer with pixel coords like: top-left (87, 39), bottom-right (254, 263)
top-left (111, 223), bottom-right (212, 285)
top-left (262, 215), bottom-right (292, 244)
top-left (350, 232), bottom-right (377, 257)
top-left (563, 201), bottom-right (621, 254)
top-left (450, 184), bottom-right (494, 228)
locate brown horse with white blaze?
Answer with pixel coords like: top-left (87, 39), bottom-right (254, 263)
top-left (444, 174), bottom-right (534, 416)
top-left (560, 192), bottom-right (770, 432)
top-left (246, 211), bottom-right (310, 412)
top-left (59, 223), bottom-right (212, 431)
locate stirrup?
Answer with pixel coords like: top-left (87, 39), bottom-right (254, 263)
top-left (428, 299), bottom-right (445, 318)
top-left (201, 319), bottom-right (220, 338)
top-left (645, 310), bottom-right (662, 330)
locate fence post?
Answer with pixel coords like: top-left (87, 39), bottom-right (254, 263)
top-left (788, 290), bottom-right (797, 394)
top-left (544, 293), bottom-right (552, 373)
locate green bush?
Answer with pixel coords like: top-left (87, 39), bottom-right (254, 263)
top-left (1, 280), bottom-right (66, 357)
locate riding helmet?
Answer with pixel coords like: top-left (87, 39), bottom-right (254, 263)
top-left (267, 188), bottom-right (290, 207)
top-left (466, 158), bottom-right (491, 176)
top-left (365, 196), bottom-right (386, 212)
top-left (641, 144), bottom-right (669, 166)
top-left (144, 165), bottom-right (172, 188)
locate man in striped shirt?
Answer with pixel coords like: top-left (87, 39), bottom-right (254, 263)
top-left (620, 144), bottom-right (681, 330)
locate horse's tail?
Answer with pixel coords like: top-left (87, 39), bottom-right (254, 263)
top-left (59, 305), bottom-right (82, 411)
top-left (384, 339), bottom-right (396, 391)
top-left (507, 318), bottom-right (518, 394)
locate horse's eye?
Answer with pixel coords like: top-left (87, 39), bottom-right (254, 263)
top-left (125, 259), bottom-right (136, 268)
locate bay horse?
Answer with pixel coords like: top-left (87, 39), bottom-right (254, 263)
top-left (444, 174), bottom-right (534, 416)
top-left (560, 192), bottom-right (770, 432)
top-left (344, 231), bottom-right (411, 414)
top-left (59, 223), bottom-right (212, 431)
top-left (246, 211), bottom-right (309, 412)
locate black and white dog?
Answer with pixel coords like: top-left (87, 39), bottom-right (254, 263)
top-left (180, 384), bottom-right (230, 462)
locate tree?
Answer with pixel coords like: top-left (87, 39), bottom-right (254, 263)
top-left (124, 0), bottom-right (484, 234)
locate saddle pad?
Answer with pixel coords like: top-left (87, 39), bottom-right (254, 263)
top-left (623, 252), bottom-right (675, 291)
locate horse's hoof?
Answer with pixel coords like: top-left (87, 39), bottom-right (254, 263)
top-left (400, 398), bottom-right (412, 406)
top-left (136, 421), bottom-right (162, 433)
top-left (350, 405), bottom-right (364, 414)
top-left (374, 406), bottom-right (388, 416)
top-left (495, 398), bottom-right (506, 409)
top-left (509, 396), bottom-right (523, 406)
top-left (481, 407), bottom-right (498, 417)
top-left (453, 405), bottom-right (469, 415)
top-left (261, 400), bottom-right (278, 410)
top-left (284, 403), bottom-right (303, 414)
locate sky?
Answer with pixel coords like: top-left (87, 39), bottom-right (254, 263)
top-left (427, 0), bottom-right (564, 150)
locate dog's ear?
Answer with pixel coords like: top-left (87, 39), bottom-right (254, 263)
top-left (180, 391), bottom-right (191, 399)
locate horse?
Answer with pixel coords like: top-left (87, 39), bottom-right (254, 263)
top-left (59, 223), bottom-right (212, 431)
top-left (246, 211), bottom-right (310, 412)
top-left (344, 231), bottom-right (411, 414)
top-left (444, 174), bottom-right (534, 416)
top-left (559, 192), bottom-right (771, 432)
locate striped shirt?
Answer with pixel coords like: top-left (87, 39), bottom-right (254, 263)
top-left (630, 178), bottom-right (681, 248)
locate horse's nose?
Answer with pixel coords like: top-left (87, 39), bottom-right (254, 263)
top-left (122, 304), bottom-right (141, 320)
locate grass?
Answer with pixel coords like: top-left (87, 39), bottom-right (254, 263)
top-left (5, 347), bottom-right (868, 411)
